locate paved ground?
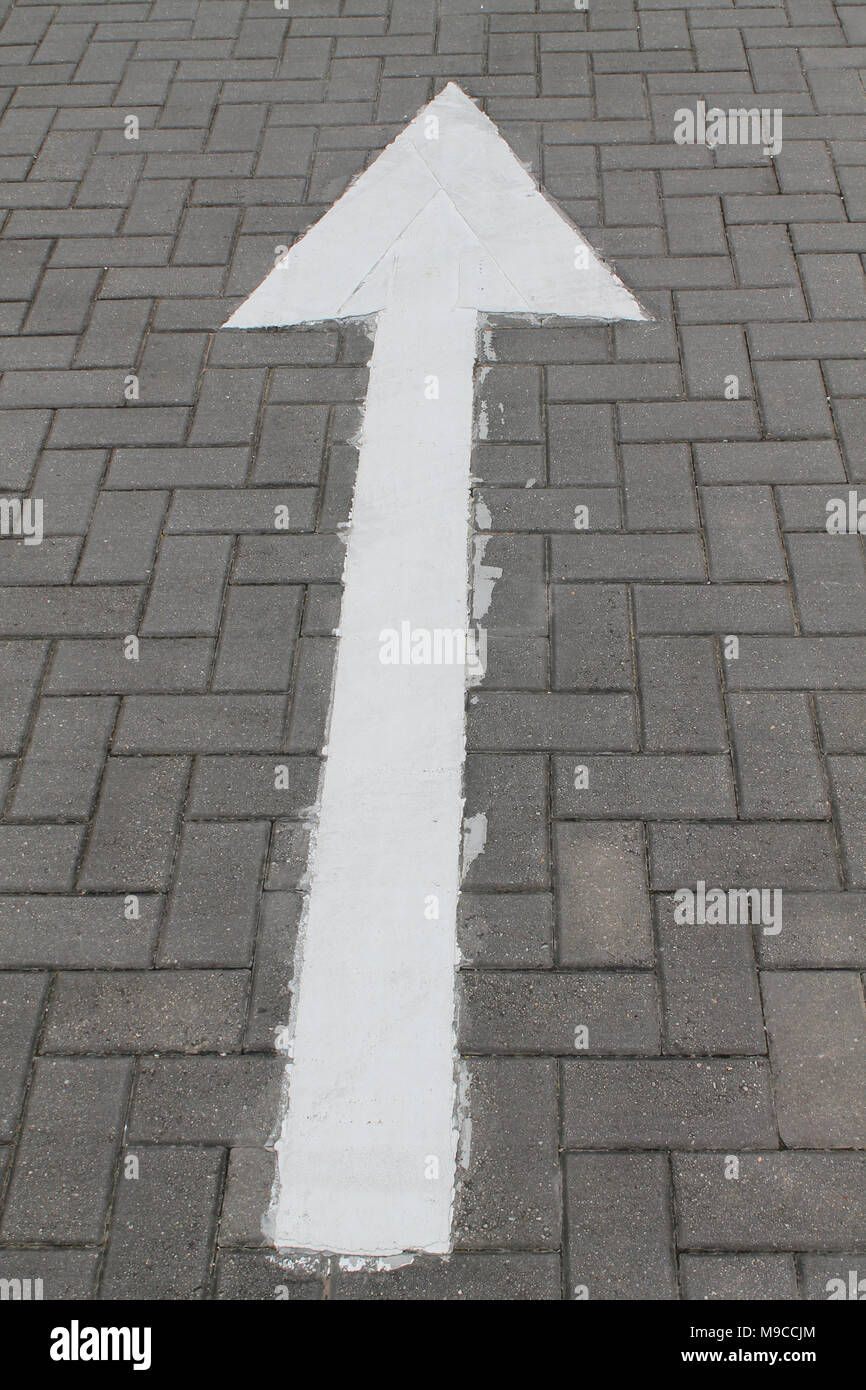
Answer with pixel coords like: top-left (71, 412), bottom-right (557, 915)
top-left (0, 0), bottom-right (865, 1302)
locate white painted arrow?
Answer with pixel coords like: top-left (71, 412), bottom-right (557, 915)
top-left (224, 82), bottom-right (645, 1258)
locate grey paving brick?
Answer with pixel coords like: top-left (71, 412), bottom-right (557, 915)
top-left (828, 756), bottom-right (866, 888)
top-left (246, 890), bottom-right (301, 1051)
top-left (680, 326), bottom-right (752, 403)
top-left (30, 131), bottom-right (95, 182)
top-left (637, 636), bottom-right (727, 752)
top-left (45, 970), bottom-right (248, 1055)
top-left (619, 401), bottom-right (760, 443)
top-left (460, 970), bottom-right (658, 1056)
top-left (49, 406), bottom-right (189, 450)
top-left (758, 891), bottom-right (866, 969)
top-left (551, 534), bottom-right (705, 582)
top-left (0, 535), bottom-right (80, 587)
top-left (727, 637), bottom-right (866, 690)
top-left (695, 440), bottom-right (845, 485)
top-left (825, 360), bottom-right (866, 398)
top-left (188, 367), bottom-right (265, 446)
top-left (477, 485), bottom-right (620, 533)
top-left (602, 170), bottom-right (661, 225)
top-left (679, 1254), bottom-right (798, 1301)
top-left (158, 820), bottom-right (269, 967)
top-left (676, 286), bottom-right (808, 324)
top-left (334, 1250), bottom-right (559, 1303)
top-left (469, 692), bottom-right (635, 752)
top-left (124, 178), bottom-right (189, 236)
top-left (166, 487), bottom-right (317, 534)
top-left (0, 824), bottom-right (84, 892)
top-left (0, 894), bottom-right (159, 969)
top-left (218, 1144), bottom-right (275, 1248)
top-left (834, 399), bottom-right (866, 480)
top-left (141, 535), bottom-right (233, 636)
top-left (817, 694), bottom-right (866, 753)
top-left (0, 640), bottom-right (46, 754)
top-left (0, 408), bottom-right (50, 490)
top-left (674, 1153), bottom-right (866, 1251)
top-left (30, 450), bottom-right (105, 534)
top-left (114, 694), bottom-right (284, 753)
top-left (10, 695), bottom-right (117, 821)
top-left (186, 754), bottom-right (318, 820)
top-left (254, 403), bottom-right (329, 485)
top-left (763, 970), bottom-right (866, 1148)
top-left (621, 444), bottom-right (698, 531)
top-left (664, 196), bottom-right (726, 258)
top-left (482, 635), bottom-right (547, 690)
top-left (458, 892), bottom-right (553, 969)
top-left (551, 584), bottom-right (632, 691)
top-left (0, 1247), bottom-right (99, 1300)
top-left (564, 1058), bottom-right (775, 1150)
top-left (810, 69), bottom-right (866, 116)
top-left (23, 267), bottom-right (100, 335)
top-left (453, 1058), bottom-right (560, 1251)
top-left (554, 821), bottom-right (652, 968)
top-left (553, 754), bottom-right (735, 820)
top-left (787, 534), bottom-right (866, 633)
top-left (750, 322), bottom-right (866, 364)
top-left (79, 756), bottom-right (189, 892)
top-left (100, 1145), bottom-right (223, 1301)
top-left (463, 754), bottom-right (548, 890)
top-left (647, 823), bottom-right (841, 892)
top-left (160, 78), bottom-right (219, 131)
top-left (799, 252), bottom-right (866, 318)
top-left (108, 446), bottom-right (249, 489)
top-left (74, 299), bottom-right (152, 369)
top-left (729, 692), bottom-right (828, 819)
top-left (755, 361), bottom-right (836, 439)
top-left (128, 1056), bottom-right (283, 1144)
top-left (655, 897), bottom-right (765, 1056)
top-left (775, 483), bottom-right (859, 531)
top-left (480, 535), bottom-right (547, 637)
top-left (214, 1251), bottom-right (322, 1301)
top-left (0, 585), bottom-right (141, 639)
top-left (174, 207), bottom-right (239, 267)
top-left (252, 122), bottom-right (311, 172)
top-left (0, 971), bottom-right (46, 1141)
top-left (0, 241), bottom-right (51, 303)
top-left (565, 1154), bottom-right (676, 1301)
top-left (135, 332), bottom-right (207, 405)
top-left (280, 635), bottom-right (332, 756)
top-left (47, 637), bottom-right (212, 695)
top-left (233, 535), bottom-right (345, 584)
top-left (547, 404), bottom-right (616, 485)
top-left (547, 363), bottom-right (681, 402)
top-left (211, 585), bottom-right (302, 692)
top-left (1, 1057), bottom-right (130, 1242)
top-left (728, 223), bottom-right (800, 288)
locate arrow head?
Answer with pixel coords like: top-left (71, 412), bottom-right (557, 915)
top-left (225, 82), bottom-right (646, 328)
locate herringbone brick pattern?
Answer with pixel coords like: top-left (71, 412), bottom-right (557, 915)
top-left (0, 0), bottom-right (864, 1301)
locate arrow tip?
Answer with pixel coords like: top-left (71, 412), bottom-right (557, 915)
top-left (223, 81), bottom-right (647, 327)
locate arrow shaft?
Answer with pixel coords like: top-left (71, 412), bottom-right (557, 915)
top-left (273, 294), bottom-right (477, 1256)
